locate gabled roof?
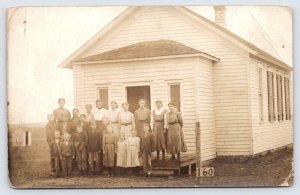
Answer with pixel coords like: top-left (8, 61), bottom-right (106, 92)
top-left (59, 6), bottom-right (292, 71)
top-left (75, 40), bottom-right (219, 63)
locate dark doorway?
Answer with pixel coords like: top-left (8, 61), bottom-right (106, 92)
top-left (126, 86), bottom-right (151, 113)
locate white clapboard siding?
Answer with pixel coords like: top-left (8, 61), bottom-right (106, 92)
top-left (195, 58), bottom-right (216, 161)
top-left (74, 6), bottom-right (252, 157)
top-left (79, 57), bottom-right (212, 157)
top-left (249, 59), bottom-right (293, 154)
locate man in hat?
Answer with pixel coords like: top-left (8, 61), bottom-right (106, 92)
top-left (53, 98), bottom-right (71, 132)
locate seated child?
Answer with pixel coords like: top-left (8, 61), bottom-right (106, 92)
top-left (102, 122), bottom-right (117, 176)
top-left (126, 130), bottom-right (140, 174)
top-left (116, 133), bottom-right (127, 175)
top-left (60, 133), bottom-right (75, 178)
top-left (45, 114), bottom-right (56, 172)
top-left (50, 130), bottom-right (62, 177)
top-left (87, 121), bottom-right (101, 176)
top-left (73, 125), bottom-right (88, 176)
top-left (140, 124), bottom-right (155, 177)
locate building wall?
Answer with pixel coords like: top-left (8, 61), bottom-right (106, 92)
top-left (75, 57), bottom-right (216, 160)
top-left (249, 58), bottom-right (293, 154)
top-left (74, 6), bottom-right (252, 156)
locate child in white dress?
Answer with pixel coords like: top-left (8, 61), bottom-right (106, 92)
top-left (116, 133), bottom-right (127, 175)
top-left (126, 130), bottom-right (140, 174)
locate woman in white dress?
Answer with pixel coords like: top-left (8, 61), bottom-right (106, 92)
top-left (108, 101), bottom-right (120, 140)
top-left (118, 103), bottom-right (135, 140)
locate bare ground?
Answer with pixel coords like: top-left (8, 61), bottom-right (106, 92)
top-left (8, 125), bottom-right (293, 188)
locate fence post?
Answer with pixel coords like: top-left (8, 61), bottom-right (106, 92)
top-left (195, 121), bottom-right (201, 180)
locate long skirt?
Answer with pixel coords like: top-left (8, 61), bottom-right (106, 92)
top-left (167, 123), bottom-right (182, 154)
top-left (120, 125), bottom-right (132, 140)
top-left (153, 121), bottom-right (166, 151)
top-left (103, 144), bottom-right (115, 167)
top-left (111, 123), bottom-right (120, 140)
top-left (117, 142), bottom-right (127, 167)
top-left (126, 146), bottom-right (140, 167)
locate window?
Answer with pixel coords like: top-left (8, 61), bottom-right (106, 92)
top-left (284, 77), bottom-right (291, 120)
top-left (267, 71), bottom-right (276, 121)
top-left (276, 75), bottom-right (284, 121)
top-left (258, 68), bottom-right (264, 122)
top-left (98, 87), bottom-right (109, 109)
top-left (169, 83), bottom-right (181, 111)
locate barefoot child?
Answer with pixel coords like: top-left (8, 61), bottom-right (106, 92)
top-left (60, 133), bottom-right (75, 178)
top-left (50, 130), bottom-right (62, 177)
top-left (126, 130), bottom-right (140, 174)
top-left (73, 125), bottom-right (88, 176)
top-left (140, 124), bottom-right (155, 177)
top-left (45, 114), bottom-right (56, 172)
top-left (116, 133), bottom-right (127, 175)
top-left (102, 119), bottom-right (118, 176)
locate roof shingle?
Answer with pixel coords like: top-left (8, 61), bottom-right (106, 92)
top-left (75, 40), bottom-right (211, 62)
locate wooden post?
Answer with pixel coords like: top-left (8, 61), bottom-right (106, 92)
top-left (195, 121), bottom-right (201, 180)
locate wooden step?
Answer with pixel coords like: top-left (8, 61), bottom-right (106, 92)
top-left (151, 170), bottom-right (175, 177)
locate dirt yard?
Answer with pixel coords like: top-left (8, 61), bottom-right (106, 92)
top-left (8, 125), bottom-right (293, 188)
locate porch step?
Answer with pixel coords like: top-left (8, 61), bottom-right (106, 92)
top-left (151, 170), bottom-right (175, 177)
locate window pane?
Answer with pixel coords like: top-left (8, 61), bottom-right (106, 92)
top-left (99, 88), bottom-right (109, 109)
top-left (170, 84), bottom-right (180, 111)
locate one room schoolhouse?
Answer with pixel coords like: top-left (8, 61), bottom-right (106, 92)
top-left (59, 6), bottom-right (293, 163)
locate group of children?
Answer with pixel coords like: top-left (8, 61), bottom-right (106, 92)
top-left (46, 98), bottom-right (164, 178)
top-left (46, 97), bottom-right (186, 179)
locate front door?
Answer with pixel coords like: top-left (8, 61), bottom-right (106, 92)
top-left (126, 86), bottom-right (151, 113)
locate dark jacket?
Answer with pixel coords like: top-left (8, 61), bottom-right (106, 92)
top-left (60, 141), bottom-right (75, 157)
top-left (87, 128), bottom-right (101, 152)
top-left (140, 133), bottom-right (155, 154)
top-left (50, 139), bottom-right (61, 157)
top-left (72, 131), bottom-right (88, 151)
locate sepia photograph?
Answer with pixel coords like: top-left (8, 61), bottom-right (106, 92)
top-left (7, 5), bottom-right (293, 188)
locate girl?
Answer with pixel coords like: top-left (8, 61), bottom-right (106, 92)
top-left (119, 103), bottom-right (135, 140)
top-left (102, 118), bottom-right (118, 176)
top-left (126, 130), bottom-right (140, 173)
top-left (116, 133), bottom-right (127, 175)
top-left (164, 102), bottom-right (186, 161)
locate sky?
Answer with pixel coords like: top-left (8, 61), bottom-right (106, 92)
top-left (7, 6), bottom-right (292, 124)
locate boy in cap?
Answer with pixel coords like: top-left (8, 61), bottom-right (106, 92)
top-left (60, 133), bottom-right (75, 178)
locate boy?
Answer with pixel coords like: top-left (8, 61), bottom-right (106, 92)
top-left (53, 98), bottom-right (71, 131)
top-left (79, 114), bottom-right (89, 132)
top-left (140, 123), bottom-right (155, 177)
top-left (73, 125), bottom-right (88, 176)
top-left (50, 130), bottom-right (62, 177)
top-left (87, 121), bottom-right (101, 176)
top-left (45, 114), bottom-right (56, 172)
top-left (60, 133), bottom-right (75, 178)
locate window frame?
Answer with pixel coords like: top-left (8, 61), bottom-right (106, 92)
top-left (167, 80), bottom-right (183, 113)
top-left (267, 70), bottom-right (276, 122)
top-left (96, 85), bottom-right (111, 110)
top-left (284, 77), bottom-right (291, 120)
